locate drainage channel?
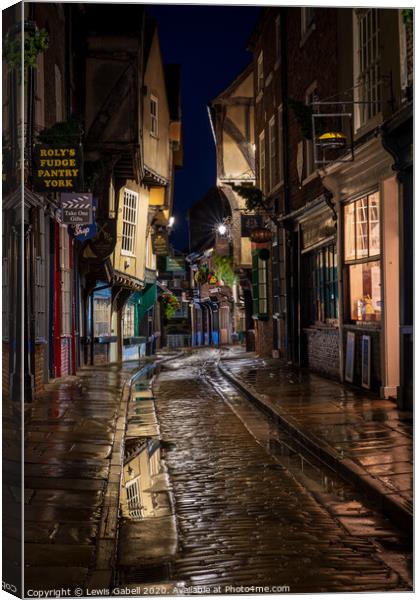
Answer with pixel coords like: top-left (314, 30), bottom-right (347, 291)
top-left (205, 362), bottom-right (412, 588)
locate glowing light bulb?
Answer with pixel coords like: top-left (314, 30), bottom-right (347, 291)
top-left (218, 224), bottom-right (227, 235)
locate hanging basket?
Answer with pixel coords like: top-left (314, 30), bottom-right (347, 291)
top-left (250, 227), bottom-right (272, 243)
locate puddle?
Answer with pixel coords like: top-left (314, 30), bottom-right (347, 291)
top-left (116, 363), bottom-right (178, 587)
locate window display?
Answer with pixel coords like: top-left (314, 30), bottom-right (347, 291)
top-left (344, 192), bottom-right (381, 322)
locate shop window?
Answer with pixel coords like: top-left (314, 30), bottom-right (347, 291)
top-left (123, 303), bottom-right (135, 338)
top-left (304, 243), bottom-right (338, 324)
top-left (122, 189), bottom-right (138, 255)
top-left (344, 191), bottom-right (381, 322)
top-left (94, 297), bottom-right (111, 337)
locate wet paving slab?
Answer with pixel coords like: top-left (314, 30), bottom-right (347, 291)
top-left (2, 360), bottom-right (145, 593)
top-left (114, 350), bottom-right (412, 594)
top-left (220, 354), bottom-right (413, 515)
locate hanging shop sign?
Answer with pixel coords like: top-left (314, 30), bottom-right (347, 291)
top-left (166, 256), bottom-right (185, 272)
top-left (68, 222), bottom-right (97, 241)
top-left (87, 218), bottom-right (116, 260)
top-left (32, 145), bottom-right (83, 192)
top-left (241, 214), bottom-right (263, 237)
top-left (61, 192), bottom-right (93, 225)
top-left (152, 230), bottom-right (170, 256)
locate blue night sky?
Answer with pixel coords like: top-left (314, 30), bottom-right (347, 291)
top-left (147, 4), bottom-right (261, 252)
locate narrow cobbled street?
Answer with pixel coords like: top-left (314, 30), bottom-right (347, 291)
top-left (116, 350), bottom-right (411, 594)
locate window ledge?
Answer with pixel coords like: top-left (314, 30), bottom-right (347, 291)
top-left (303, 323), bottom-right (338, 332)
top-left (343, 322), bottom-right (382, 331)
top-left (121, 250), bottom-right (136, 258)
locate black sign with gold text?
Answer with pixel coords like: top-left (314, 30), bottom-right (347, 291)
top-left (32, 145), bottom-right (83, 192)
top-left (152, 230), bottom-right (170, 256)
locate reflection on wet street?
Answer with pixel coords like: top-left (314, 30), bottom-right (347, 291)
top-left (115, 350), bottom-right (412, 593)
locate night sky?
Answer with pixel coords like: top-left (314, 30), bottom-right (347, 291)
top-left (147, 4), bottom-right (261, 252)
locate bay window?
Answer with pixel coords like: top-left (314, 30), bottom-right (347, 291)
top-left (344, 191), bottom-right (381, 322)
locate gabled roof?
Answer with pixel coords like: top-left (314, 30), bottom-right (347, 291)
top-left (210, 62), bottom-right (254, 106)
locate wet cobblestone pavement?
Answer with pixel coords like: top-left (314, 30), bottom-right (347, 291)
top-left (118, 350), bottom-right (411, 593)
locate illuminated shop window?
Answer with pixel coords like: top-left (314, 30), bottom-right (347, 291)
top-left (344, 191), bottom-right (381, 322)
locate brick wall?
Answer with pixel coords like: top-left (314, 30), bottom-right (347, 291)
top-left (286, 7), bottom-right (339, 213)
top-left (304, 327), bottom-right (340, 380)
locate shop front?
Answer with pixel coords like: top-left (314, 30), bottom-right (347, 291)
top-left (299, 206), bottom-right (339, 380)
top-left (323, 136), bottom-right (399, 396)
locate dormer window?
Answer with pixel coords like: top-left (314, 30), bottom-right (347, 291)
top-left (150, 95), bottom-right (158, 137)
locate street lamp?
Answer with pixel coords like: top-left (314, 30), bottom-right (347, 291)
top-left (217, 223), bottom-right (227, 235)
top-left (168, 216), bottom-right (175, 227)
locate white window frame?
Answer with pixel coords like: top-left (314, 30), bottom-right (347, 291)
top-left (150, 94), bottom-right (158, 137)
top-left (121, 188), bottom-right (138, 256)
top-left (353, 9), bottom-right (381, 130)
top-left (268, 116), bottom-right (277, 192)
top-left (93, 297), bottom-right (111, 337)
top-left (259, 131), bottom-right (265, 193)
top-left (123, 302), bottom-right (135, 338)
top-left (59, 225), bottom-right (72, 336)
top-left (257, 52), bottom-right (264, 93)
top-left (126, 476), bottom-right (143, 519)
